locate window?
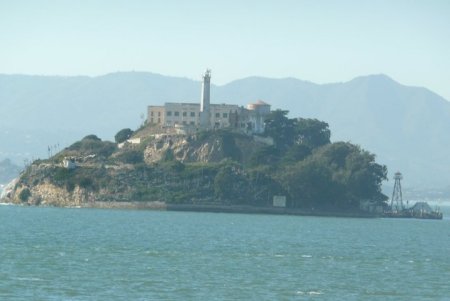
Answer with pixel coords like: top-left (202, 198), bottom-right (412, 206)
top-left (150, 118), bottom-right (154, 123)
top-left (158, 118), bottom-right (161, 123)
top-left (190, 121), bottom-right (195, 125)
top-left (167, 111), bottom-right (172, 116)
top-left (183, 112), bottom-right (187, 117)
top-left (223, 113), bottom-right (228, 118)
top-left (150, 112), bottom-right (154, 116)
top-left (158, 112), bottom-right (161, 117)
top-left (190, 112), bottom-right (195, 117)
top-left (174, 111), bottom-right (179, 117)
top-left (182, 121), bottom-right (187, 125)
top-left (215, 113), bottom-right (220, 118)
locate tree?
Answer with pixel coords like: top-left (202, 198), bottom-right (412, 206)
top-left (315, 142), bottom-right (388, 206)
top-left (281, 157), bottom-right (340, 208)
top-left (282, 144), bottom-right (311, 163)
top-left (214, 163), bottom-right (249, 204)
top-left (295, 118), bottom-right (330, 149)
top-left (264, 110), bottom-right (296, 151)
top-left (82, 134), bottom-right (101, 141)
top-left (247, 170), bottom-right (283, 206)
top-left (278, 141), bottom-right (387, 210)
top-left (249, 145), bottom-right (280, 166)
top-left (115, 128), bottom-right (134, 144)
top-left (219, 131), bottom-right (242, 162)
top-left (265, 113), bottom-right (331, 155)
top-left (68, 135), bottom-right (116, 157)
top-left (214, 166), bottom-right (235, 200)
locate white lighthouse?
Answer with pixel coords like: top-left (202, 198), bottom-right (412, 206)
top-left (200, 69), bottom-right (211, 129)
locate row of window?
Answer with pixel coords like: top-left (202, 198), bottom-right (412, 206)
top-left (216, 113), bottom-right (228, 118)
top-left (152, 111), bottom-right (230, 119)
top-left (166, 121), bottom-right (197, 126)
top-left (150, 118), bottom-right (253, 128)
top-left (165, 111), bottom-right (229, 118)
top-left (166, 111), bottom-right (197, 117)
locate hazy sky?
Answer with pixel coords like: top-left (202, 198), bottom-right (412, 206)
top-left (1, 0), bottom-right (449, 100)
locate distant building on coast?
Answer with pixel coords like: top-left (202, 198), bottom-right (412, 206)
top-left (147, 70), bottom-right (271, 134)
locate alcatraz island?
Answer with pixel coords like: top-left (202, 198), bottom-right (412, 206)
top-left (1, 70), bottom-right (442, 218)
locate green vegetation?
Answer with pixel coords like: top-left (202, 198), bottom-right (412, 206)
top-left (18, 188), bottom-right (31, 202)
top-left (115, 150), bottom-right (144, 164)
top-left (18, 111), bottom-right (387, 211)
top-left (261, 111), bottom-right (387, 209)
top-left (219, 130), bottom-right (242, 162)
top-left (67, 135), bottom-right (116, 157)
top-left (115, 128), bottom-right (134, 143)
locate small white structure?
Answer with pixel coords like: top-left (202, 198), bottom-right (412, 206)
top-left (63, 157), bottom-right (77, 169)
top-left (273, 195), bottom-right (286, 207)
top-left (410, 202), bottom-right (433, 215)
top-left (246, 100), bottom-right (271, 134)
top-left (118, 137), bottom-right (141, 149)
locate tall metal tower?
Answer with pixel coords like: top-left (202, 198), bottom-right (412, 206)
top-left (200, 69), bottom-right (211, 129)
top-left (390, 172), bottom-right (404, 212)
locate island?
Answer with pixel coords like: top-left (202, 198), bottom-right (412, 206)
top-left (1, 111), bottom-right (389, 216)
top-left (1, 70), bottom-right (389, 217)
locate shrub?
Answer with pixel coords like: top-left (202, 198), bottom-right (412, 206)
top-left (78, 177), bottom-right (94, 189)
top-left (115, 128), bottom-right (134, 144)
top-left (161, 149), bottom-right (175, 162)
top-left (54, 167), bottom-right (72, 182)
top-left (82, 135), bottom-right (101, 141)
top-left (66, 181), bottom-right (76, 192)
top-left (67, 136), bottom-right (116, 158)
top-left (116, 150), bottom-right (144, 164)
top-left (18, 188), bottom-right (31, 202)
top-left (219, 131), bottom-right (241, 162)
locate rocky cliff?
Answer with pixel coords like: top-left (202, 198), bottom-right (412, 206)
top-left (2, 130), bottom-right (277, 207)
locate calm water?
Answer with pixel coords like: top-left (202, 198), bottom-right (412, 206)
top-left (1, 205), bottom-right (449, 300)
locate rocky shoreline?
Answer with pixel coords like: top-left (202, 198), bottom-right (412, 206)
top-left (0, 200), bottom-right (377, 218)
top-left (166, 204), bottom-right (378, 218)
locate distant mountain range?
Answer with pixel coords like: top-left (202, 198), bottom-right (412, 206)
top-left (0, 159), bottom-right (21, 184)
top-left (1, 72), bottom-right (449, 192)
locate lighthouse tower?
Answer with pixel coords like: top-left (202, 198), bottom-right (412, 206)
top-left (200, 69), bottom-right (211, 129)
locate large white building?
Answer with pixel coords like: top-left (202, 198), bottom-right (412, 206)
top-left (147, 70), bottom-right (271, 134)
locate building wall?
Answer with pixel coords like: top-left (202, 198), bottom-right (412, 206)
top-left (148, 102), bottom-right (271, 134)
top-left (210, 104), bottom-right (239, 128)
top-left (148, 106), bottom-right (166, 125)
top-left (164, 103), bottom-right (200, 126)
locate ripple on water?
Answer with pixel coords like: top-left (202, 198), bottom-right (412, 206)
top-left (0, 206), bottom-right (449, 300)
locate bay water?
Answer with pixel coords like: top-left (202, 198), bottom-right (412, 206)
top-left (1, 205), bottom-right (449, 300)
